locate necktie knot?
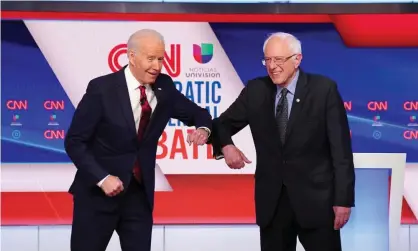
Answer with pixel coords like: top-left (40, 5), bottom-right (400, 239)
top-left (281, 88), bottom-right (288, 96)
top-left (139, 85), bottom-right (146, 95)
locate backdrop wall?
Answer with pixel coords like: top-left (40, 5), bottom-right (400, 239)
top-left (1, 16), bottom-right (417, 251)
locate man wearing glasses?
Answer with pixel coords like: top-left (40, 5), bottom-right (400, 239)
top-left (211, 32), bottom-right (355, 251)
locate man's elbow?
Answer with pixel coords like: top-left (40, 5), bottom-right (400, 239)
top-left (201, 106), bottom-right (212, 119)
top-left (212, 117), bottom-right (225, 134)
top-left (64, 133), bottom-right (81, 156)
top-left (64, 133), bottom-right (71, 151)
top-left (212, 117), bottom-right (221, 124)
top-left (64, 134), bottom-right (76, 158)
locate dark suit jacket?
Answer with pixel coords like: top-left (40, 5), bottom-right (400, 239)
top-left (65, 67), bottom-right (212, 210)
top-left (211, 69), bottom-right (355, 228)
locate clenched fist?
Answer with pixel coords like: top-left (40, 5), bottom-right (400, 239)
top-left (222, 145), bottom-right (251, 169)
top-left (100, 175), bottom-right (124, 197)
top-left (187, 128), bottom-right (209, 146)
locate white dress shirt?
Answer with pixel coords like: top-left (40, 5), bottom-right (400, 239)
top-left (125, 66), bottom-right (158, 131)
top-left (97, 67), bottom-right (157, 186)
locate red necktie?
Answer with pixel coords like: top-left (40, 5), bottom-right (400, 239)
top-left (132, 85), bottom-right (152, 182)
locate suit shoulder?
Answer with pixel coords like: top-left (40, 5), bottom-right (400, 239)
top-left (156, 73), bottom-right (174, 84)
top-left (89, 71), bottom-right (117, 85)
top-left (87, 71), bottom-right (119, 93)
top-left (305, 72), bottom-right (337, 89)
top-left (156, 73), bottom-right (177, 91)
top-left (158, 73), bottom-right (172, 79)
top-left (245, 76), bottom-right (271, 89)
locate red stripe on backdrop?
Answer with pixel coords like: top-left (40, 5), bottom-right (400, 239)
top-left (1, 12), bottom-right (330, 23)
top-left (331, 14), bottom-right (418, 47)
top-left (2, 12), bottom-right (418, 46)
top-left (1, 175), bottom-right (417, 225)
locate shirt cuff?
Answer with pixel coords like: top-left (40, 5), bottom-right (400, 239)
top-left (215, 154), bottom-right (224, 160)
top-left (97, 174), bottom-right (110, 187)
top-left (197, 127), bottom-right (211, 137)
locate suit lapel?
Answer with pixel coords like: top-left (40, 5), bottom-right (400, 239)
top-left (116, 67), bottom-right (137, 135)
top-left (285, 70), bottom-right (309, 141)
top-left (143, 76), bottom-right (168, 139)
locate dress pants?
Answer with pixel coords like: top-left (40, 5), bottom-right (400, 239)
top-left (71, 178), bottom-right (152, 251)
top-left (260, 186), bottom-right (342, 251)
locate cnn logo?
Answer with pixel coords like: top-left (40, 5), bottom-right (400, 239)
top-left (404, 101), bottom-right (418, 111)
top-left (44, 130), bottom-right (65, 140)
top-left (44, 100), bottom-right (64, 110)
top-left (344, 101), bottom-right (352, 111)
top-left (108, 44), bottom-right (181, 78)
top-left (6, 100), bottom-right (28, 110)
top-left (367, 101), bottom-right (388, 111)
top-left (404, 131), bottom-right (418, 140)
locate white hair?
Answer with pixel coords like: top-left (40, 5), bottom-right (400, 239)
top-left (262, 32), bottom-right (302, 54)
top-left (127, 29), bottom-right (165, 52)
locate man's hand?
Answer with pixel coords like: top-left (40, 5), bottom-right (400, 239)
top-left (333, 206), bottom-right (351, 230)
top-left (187, 128), bottom-right (209, 146)
top-left (222, 145), bottom-right (251, 169)
top-left (100, 175), bottom-right (124, 197)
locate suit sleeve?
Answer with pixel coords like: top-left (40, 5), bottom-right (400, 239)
top-left (64, 80), bottom-right (108, 186)
top-left (326, 82), bottom-right (355, 207)
top-left (210, 86), bottom-right (250, 159)
top-left (170, 82), bottom-right (212, 132)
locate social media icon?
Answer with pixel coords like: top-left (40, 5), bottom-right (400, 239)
top-left (373, 130), bottom-right (382, 140)
top-left (12, 130), bottom-right (21, 139)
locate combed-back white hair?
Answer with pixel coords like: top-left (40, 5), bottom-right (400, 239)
top-left (263, 32), bottom-right (302, 54)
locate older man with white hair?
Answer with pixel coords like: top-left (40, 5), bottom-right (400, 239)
top-left (211, 32), bottom-right (355, 251)
top-left (65, 29), bottom-right (212, 251)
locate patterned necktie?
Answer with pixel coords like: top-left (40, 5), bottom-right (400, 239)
top-left (275, 88), bottom-right (289, 144)
top-left (133, 85), bottom-right (152, 182)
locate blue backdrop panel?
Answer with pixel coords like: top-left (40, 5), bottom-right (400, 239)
top-left (2, 21), bottom-right (417, 163)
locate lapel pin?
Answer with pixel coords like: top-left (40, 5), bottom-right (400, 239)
top-left (296, 98), bottom-right (300, 103)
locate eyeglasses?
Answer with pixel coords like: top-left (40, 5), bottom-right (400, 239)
top-left (262, 54), bottom-right (296, 66)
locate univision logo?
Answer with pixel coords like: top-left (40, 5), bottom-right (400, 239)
top-left (193, 43), bottom-right (213, 64)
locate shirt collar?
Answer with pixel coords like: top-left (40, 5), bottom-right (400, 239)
top-left (277, 70), bottom-right (299, 95)
top-left (124, 65), bottom-right (149, 91)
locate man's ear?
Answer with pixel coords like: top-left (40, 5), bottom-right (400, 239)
top-left (128, 50), bottom-right (136, 66)
top-left (294, 54), bottom-right (303, 69)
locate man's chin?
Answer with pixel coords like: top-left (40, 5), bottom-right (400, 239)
top-left (270, 77), bottom-right (284, 85)
top-left (145, 76), bottom-right (158, 84)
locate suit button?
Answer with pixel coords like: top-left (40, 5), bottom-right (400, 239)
top-left (283, 160), bottom-right (287, 164)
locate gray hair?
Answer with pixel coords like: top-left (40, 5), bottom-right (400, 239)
top-left (127, 29), bottom-right (165, 52)
top-left (262, 32), bottom-right (302, 54)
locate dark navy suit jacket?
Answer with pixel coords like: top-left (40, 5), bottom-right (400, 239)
top-left (64, 67), bottom-right (212, 210)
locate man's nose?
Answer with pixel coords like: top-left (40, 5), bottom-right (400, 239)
top-left (152, 60), bottom-right (162, 70)
top-left (268, 61), bottom-right (277, 70)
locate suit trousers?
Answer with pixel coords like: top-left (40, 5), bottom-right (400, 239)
top-left (260, 186), bottom-right (342, 251)
top-left (71, 178), bottom-right (152, 251)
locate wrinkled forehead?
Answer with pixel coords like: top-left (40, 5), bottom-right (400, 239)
top-left (264, 38), bottom-right (292, 57)
top-left (137, 37), bottom-right (165, 56)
